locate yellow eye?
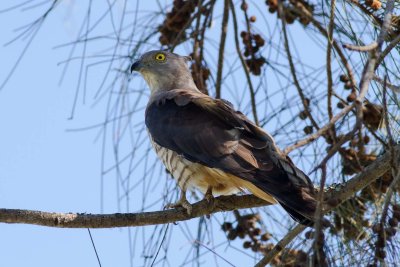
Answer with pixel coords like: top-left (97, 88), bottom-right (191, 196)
top-left (155, 53), bottom-right (166, 61)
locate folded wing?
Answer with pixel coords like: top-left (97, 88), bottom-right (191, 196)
top-left (145, 89), bottom-right (317, 225)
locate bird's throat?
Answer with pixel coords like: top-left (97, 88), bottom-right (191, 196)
top-left (141, 70), bottom-right (199, 93)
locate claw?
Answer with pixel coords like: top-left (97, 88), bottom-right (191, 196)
top-left (204, 186), bottom-right (214, 203)
top-left (203, 186), bottom-right (215, 219)
top-left (165, 191), bottom-right (192, 215)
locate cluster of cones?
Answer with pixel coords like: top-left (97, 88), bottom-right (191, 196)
top-left (222, 213), bottom-right (310, 266)
top-left (240, 2), bottom-right (266, 76)
top-left (158, 0), bottom-right (199, 46)
top-left (266, 0), bottom-right (314, 26)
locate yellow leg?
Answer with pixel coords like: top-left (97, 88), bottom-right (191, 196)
top-left (165, 190), bottom-right (192, 215)
top-left (203, 186), bottom-right (214, 203)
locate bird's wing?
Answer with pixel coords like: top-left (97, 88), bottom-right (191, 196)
top-left (146, 89), bottom-right (316, 224)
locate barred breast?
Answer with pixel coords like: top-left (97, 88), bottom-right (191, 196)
top-left (149, 137), bottom-right (276, 204)
top-left (149, 138), bottom-right (240, 195)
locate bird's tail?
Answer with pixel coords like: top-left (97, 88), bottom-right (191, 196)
top-left (253, 157), bottom-right (318, 226)
top-left (279, 201), bottom-right (315, 226)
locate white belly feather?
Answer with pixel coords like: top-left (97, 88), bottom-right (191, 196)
top-left (150, 138), bottom-right (239, 195)
top-left (149, 136), bottom-right (277, 204)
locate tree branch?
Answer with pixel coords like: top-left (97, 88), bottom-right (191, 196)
top-left (254, 224), bottom-right (306, 267)
top-left (255, 143), bottom-right (400, 266)
top-left (215, 0), bottom-right (229, 98)
top-left (0, 195), bottom-right (270, 228)
top-left (279, 2), bottom-right (320, 131)
top-left (1, 145), bottom-right (399, 230)
top-left (326, 143), bottom-right (400, 208)
top-left (229, 0), bottom-right (259, 125)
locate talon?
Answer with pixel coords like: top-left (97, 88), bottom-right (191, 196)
top-left (204, 186), bottom-right (214, 203)
top-left (181, 199), bottom-right (192, 215)
top-left (165, 191), bottom-right (192, 215)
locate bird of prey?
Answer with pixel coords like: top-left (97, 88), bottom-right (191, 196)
top-left (131, 50), bottom-right (317, 225)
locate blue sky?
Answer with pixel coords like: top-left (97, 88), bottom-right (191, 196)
top-left (0, 1), bottom-right (330, 266)
top-left (0, 1), bottom-right (141, 266)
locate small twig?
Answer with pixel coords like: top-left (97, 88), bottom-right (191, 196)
top-left (326, 0), bottom-right (337, 141)
top-left (191, 0), bottom-right (206, 94)
top-left (313, 165), bottom-right (327, 265)
top-left (215, 0), bottom-right (229, 98)
top-left (356, 0), bottom-right (395, 106)
top-left (373, 81), bottom-right (400, 264)
top-left (284, 103), bottom-right (355, 155)
top-left (373, 75), bottom-right (400, 93)
top-left (279, 2), bottom-right (320, 131)
top-left (193, 240), bottom-right (236, 267)
top-left (348, 0), bottom-right (383, 28)
top-left (170, 9), bottom-right (200, 51)
top-left (87, 229), bottom-right (102, 267)
top-left (229, 0), bottom-right (259, 125)
top-left (290, 0), bottom-right (358, 89)
top-left (242, 0), bottom-right (256, 63)
top-left (376, 29), bottom-right (400, 70)
top-left (342, 42), bottom-right (378, 52)
top-left (254, 224), bottom-right (306, 267)
top-left (310, 126), bottom-right (359, 174)
top-left (379, 78), bottom-right (399, 224)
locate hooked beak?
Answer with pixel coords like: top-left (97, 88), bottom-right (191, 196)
top-left (130, 61), bottom-right (142, 73)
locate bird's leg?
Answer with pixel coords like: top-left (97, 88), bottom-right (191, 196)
top-left (165, 189), bottom-right (192, 215)
top-left (203, 186), bottom-right (215, 219)
top-left (203, 186), bottom-right (214, 203)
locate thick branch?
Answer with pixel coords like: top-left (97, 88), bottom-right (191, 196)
top-left (0, 195), bottom-right (269, 228)
top-left (1, 144), bottom-right (399, 229)
top-left (325, 143), bottom-right (400, 207)
top-left (255, 143), bottom-right (400, 267)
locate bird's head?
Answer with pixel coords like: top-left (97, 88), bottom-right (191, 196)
top-left (131, 50), bottom-right (198, 93)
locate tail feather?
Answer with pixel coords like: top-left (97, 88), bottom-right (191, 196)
top-left (279, 202), bottom-right (314, 226)
top-left (252, 165), bottom-right (318, 226)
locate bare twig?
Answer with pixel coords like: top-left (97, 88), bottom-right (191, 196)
top-left (229, 0), bottom-right (259, 125)
top-left (356, 0), bottom-right (395, 106)
top-left (291, 0), bottom-right (358, 88)
top-left (342, 42), bottom-right (378, 52)
top-left (313, 164), bottom-right (327, 265)
top-left (215, 0), bottom-right (229, 98)
top-left (379, 78), bottom-right (399, 227)
top-left (254, 224), bottom-right (306, 267)
top-left (375, 26), bottom-right (400, 70)
top-left (310, 126), bottom-right (359, 174)
top-left (326, 0), bottom-right (337, 142)
top-left (279, 2), bottom-right (320, 131)
top-left (373, 75), bottom-right (400, 93)
top-left (348, 0), bottom-right (383, 27)
top-left (283, 103), bottom-right (355, 155)
top-left (0, 195), bottom-right (271, 228)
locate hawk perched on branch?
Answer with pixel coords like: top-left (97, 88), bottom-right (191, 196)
top-left (131, 50), bottom-right (317, 226)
